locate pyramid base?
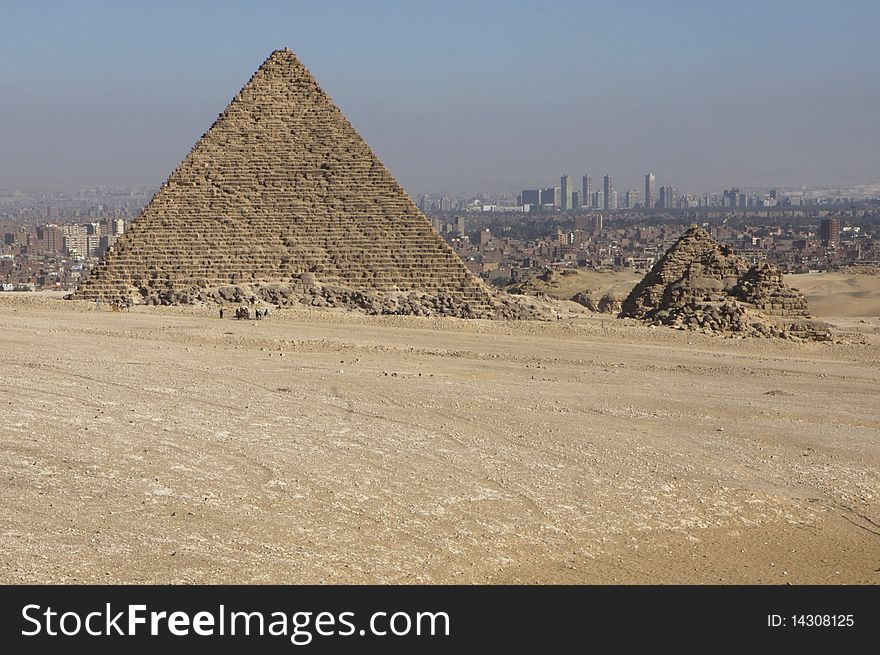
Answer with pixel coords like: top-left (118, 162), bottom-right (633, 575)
top-left (72, 280), bottom-right (559, 321)
top-left (624, 299), bottom-right (832, 341)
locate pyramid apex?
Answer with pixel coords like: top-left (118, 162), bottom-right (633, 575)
top-left (269, 47), bottom-right (296, 58)
top-left (678, 225), bottom-right (712, 241)
top-left (255, 49), bottom-right (304, 76)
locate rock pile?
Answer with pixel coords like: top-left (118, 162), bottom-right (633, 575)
top-left (136, 275), bottom-right (552, 320)
top-left (72, 49), bottom-right (547, 320)
top-left (570, 290), bottom-right (622, 314)
top-left (620, 227), bottom-right (830, 339)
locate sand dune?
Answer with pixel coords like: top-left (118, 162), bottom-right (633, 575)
top-left (1, 294), bottom-right (877, 584)
top-left (785, 272), bottom-right (880, 317)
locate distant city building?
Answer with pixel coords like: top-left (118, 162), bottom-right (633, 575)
top-left (609, 189), bottom-right (618, 210)
top-left (592, 190), bottom-right (604, 209)
top-left (112, 218), bottom-right (125, 236)
top-left (62, 224), bottom-right (88, 259)
top-left (560, 175), bottom-right (573, 210)
top-left (603, 174), bottom-right (614, 210)
top-left (438, 195), bottom-right (451, 212)
top-left (659, 185), bottom-right (678, 209)
top-left (582, 175), bottom-right (592, 208)
top-left (541, 187), bottom-right (561, 208)
top-left (36, 224), bottom-right (64, 254)
top-left (419, 194), bottom-right (431, 213)
top-left (625, 189), bottom-right (641, 209)
top-left (521, 189), bottom-right (541, 208)
top-left (593, 214), bottom-right (603, 235)
top-left (820, 217), bottom-right (840, 247)
top-left (723, 189), bottom-right (740, 208)
top-left (571, 191), bottom-right (580, 209)
top-left (758, 194), bottom-right (777, 208)
top-left (478, 228), bottom-right (492, 245)
top-left (645, 173), bottom-right (656, 209)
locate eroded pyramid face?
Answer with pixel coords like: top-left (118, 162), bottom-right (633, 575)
top-left (75, 49), bottom-right (490, 310)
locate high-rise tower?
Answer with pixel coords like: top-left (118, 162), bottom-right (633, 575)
top-left (603, 174), bottom-right (614, 210)
top-left (561, 175), bottom-right (573, 210)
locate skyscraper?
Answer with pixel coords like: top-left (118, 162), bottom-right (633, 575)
top-left (645, 173), bottom-right (656, 209)
top-left (819, 217), bottom-right (840, 247)
top-left (521, 189), bottom-right (541, 208)
top-left (582, 175), bottom-right (592, 208)
top-left (603, 174), bottom-right (613, 210)
top-left (561, 175), bottom-right (573, 210)
top-left (658, 185), bottom-right (679, 209)
top-left (541, 187), bottom-right (560, 208)
top-left (625, 189), bottom-right (641, 209)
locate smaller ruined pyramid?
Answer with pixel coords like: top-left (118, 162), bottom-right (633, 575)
top-left (74, 49), bottom-right (540, 319)
top-left (620, 227), bottom-right (823, 338)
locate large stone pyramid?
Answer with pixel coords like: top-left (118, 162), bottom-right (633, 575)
top-left (75, 49), bottom-right (529, 318)
top-left (619, 227), bottom-right (828, 339)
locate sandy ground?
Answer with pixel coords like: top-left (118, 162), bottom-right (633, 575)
top-left (511, 268), bottom-right (642, 301)
top-left (0, 293), bottom-right (878, 584)
top-left (785, 272), bottom-right (880, 318)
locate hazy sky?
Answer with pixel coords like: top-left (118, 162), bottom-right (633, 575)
top-left (2, 0), bottom-right (878, 196)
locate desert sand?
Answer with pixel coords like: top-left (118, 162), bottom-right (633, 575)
top-left (511, 268), bottom-right (643, 301)
top-left (1, 292), bottom-right (878, 584)
top-left (785, 271), bottom-right (880, 318)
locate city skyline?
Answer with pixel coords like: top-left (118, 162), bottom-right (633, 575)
top-left (2, 1), bottom-right (879, 195)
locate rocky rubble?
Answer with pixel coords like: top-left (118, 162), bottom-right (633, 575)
top-left (570, 290), bottom-right (622, 314)
top-left (620, 227), bottom-right (831, 340)
top-left (119, 275), bottom-right (556, 321)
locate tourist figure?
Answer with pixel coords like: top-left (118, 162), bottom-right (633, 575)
top-left (219, 307), bottom-right (224, 319)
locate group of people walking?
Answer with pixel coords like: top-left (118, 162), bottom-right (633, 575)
top-left (219, 304), bottom-right (271, 320)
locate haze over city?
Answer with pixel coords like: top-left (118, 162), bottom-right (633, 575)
top-left (2, 0), bottom-right (879, 196)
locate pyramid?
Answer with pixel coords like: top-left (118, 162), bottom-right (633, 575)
top-left (619, 227), bottom-right (827, 339)
top-left (74, 49), bottom-right (527, 318)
